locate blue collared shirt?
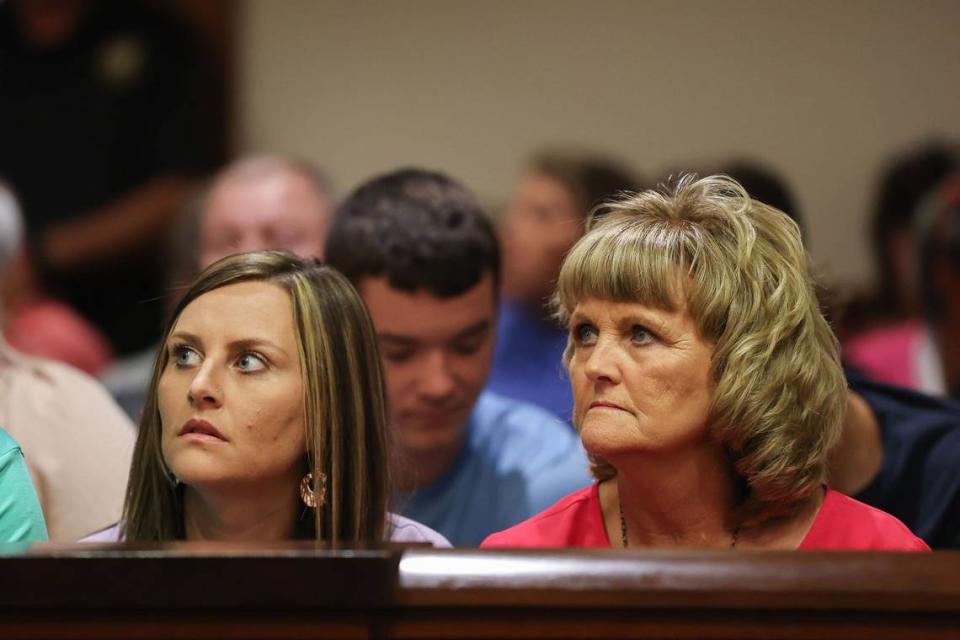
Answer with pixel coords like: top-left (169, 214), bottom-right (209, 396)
top-left (394, 392), bottom-right (591, 546)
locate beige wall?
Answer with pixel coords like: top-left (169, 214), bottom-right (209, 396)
top-left (237, 0), bottom-right (960, 285)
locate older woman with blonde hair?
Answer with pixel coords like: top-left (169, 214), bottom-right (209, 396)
top-left (483, 175), bottom-right (926, 550)
top-left (85, 250), bottom-right (446, 545)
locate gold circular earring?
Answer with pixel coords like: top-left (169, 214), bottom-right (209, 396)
top-left (300, 472), bottom-right (327, 508)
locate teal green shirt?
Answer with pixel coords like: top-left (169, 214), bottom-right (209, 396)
top-left (0, 428), bottom-right (48, 543)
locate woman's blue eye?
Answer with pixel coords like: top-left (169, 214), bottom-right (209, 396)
top-left (573, 323), bottom-right (598, 344)
top-left (237, 353), bottom-right (267, 372)
top-left (172, 345), bottom-right (200, 367)
top-left (632, 325), bottom-right (655, 345)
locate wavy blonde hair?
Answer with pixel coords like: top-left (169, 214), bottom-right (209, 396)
top-left (554, 175), bottom-right (845, 524)
top-left (123, 250), bottom-right (390, 543)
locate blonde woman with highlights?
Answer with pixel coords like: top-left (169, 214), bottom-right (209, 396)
top-left (84, 251), bottom-right (447, 546)
top-left (483, 176), bottom-right (927, 551)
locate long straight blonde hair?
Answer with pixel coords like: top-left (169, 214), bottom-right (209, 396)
top-left (122, 250), bottom-right (390, 543)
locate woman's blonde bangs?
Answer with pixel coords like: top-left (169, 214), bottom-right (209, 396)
top-left (555, 216), bottom-right (689, 325)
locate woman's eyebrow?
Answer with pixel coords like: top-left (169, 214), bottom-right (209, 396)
top-left (227, 337), bottom-right (285, 353)
top-left (167, 331), bottom-right (202, 347)
top-left (167, 333), bottom-right (286, 354)
top-left (620, 310), bottom-right (672, 333)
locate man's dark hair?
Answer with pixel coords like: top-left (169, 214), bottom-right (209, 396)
top-left (325, 168), bottom-right (499, 298)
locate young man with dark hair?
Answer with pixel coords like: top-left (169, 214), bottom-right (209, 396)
top-left (326, 168), bottom-right (590, 546)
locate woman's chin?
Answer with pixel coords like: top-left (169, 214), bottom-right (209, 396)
top-left (168, 462), bottom-right (232, 488)
top-left (580, 426), bottom-right (638, 461)
top-left (579, 412), bottom-right (640, 449)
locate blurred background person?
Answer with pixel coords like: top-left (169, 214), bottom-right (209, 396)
top-left (101, 154), bottom-right (335, 420)
top-left (0, 427), bottom-right (48, 544)
top-left (197, 155), bottom-right (335, 270)
top-left (0, 0), bottom-right (217, 358)
top-left (0, 324), bottom-right (134, 542)
top-left (916, 174), bottom-right (960, 399)
top-left (484, 175), bottom-right (927, 551)
top-left (0, 180), bottom-right (114, 376)
top-left (0, 182), bottom-right (135, 542)
top-left (327, 168), bottom-right (591, 546)
top-left (490, 151), bottom-right (639, 421)
top-left (842, 142), bottom-right (958, 392)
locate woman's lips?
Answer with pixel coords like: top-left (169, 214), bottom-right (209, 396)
top-left (589, 401), bottom-right (628, 412)
top-left (178, 418), bottom-right (227, 442)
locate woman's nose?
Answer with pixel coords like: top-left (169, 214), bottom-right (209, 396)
top-left (583, 339), bottom-right (622, 385)
top-left (187, 361), bottom-right (223, 408)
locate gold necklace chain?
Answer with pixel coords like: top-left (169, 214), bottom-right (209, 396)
top-left (619, 500), bottom-right (740, 549)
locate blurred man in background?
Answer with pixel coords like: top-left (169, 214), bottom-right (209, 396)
top-left (197, 155), bottom-right (334, 270)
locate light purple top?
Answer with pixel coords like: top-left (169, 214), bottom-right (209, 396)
top-left (388, 513), bottom-right (451, 546)
top-left (81, 513), bottom-right (451, 547)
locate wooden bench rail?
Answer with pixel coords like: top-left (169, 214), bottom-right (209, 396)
top-left (0, 544), bottom-right (956, 639)
top-left (399, 549), bottom-right (960, 610)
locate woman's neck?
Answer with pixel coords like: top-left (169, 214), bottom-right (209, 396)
top-left (601, 444), bottom-right (825, 550)
top-left (183, 483), bottom-right (302, 542)
top-left (600, 444), bottom-right (742, 549)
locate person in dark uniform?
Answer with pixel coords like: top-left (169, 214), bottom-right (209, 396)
top-left (0, 0), bottom-right (216, 355)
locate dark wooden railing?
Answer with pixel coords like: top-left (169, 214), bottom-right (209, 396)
top-left (2, 544), bottom-right (958, 639)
